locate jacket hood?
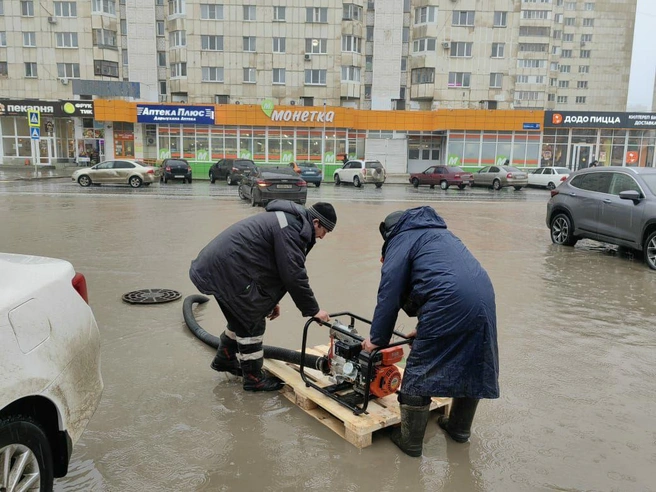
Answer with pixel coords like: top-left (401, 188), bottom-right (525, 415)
top-left (386, 206), bottom-right (447, 242)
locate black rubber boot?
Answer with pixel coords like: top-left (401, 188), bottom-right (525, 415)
top-left (390, 404), bottom-right (431, 457)
top-left (437, 397), bottom-right (479, 443)
top-left (240, 358), bottom-right (284, 392)
top-left (210, 332), bottom-right (242, 376)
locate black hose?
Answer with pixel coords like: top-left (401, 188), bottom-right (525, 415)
top-left (183, 295), bottom-right (330, 374)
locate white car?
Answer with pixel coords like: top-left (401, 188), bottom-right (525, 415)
top-left (333, 159), bottom-right (386, 188)
top-left (0, 253), bottom-right (103, 491)
top-left (528, 166), bottom-right (571, 190)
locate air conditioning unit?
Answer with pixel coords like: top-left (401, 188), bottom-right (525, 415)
top-left (59, 77), bottom-right (69, 85)
top-left (290, 100), bottom-right (296, 106)
top-left (47, 16), bottom-right (57, 24)
top-left (442, 41), bottom-right (450, 49)
top-left (234, 101), bottom-right (241, 105)
top-left (146, 137), bottom-right (155, 145)
top-left (304, 54), bottom-right (312, 61)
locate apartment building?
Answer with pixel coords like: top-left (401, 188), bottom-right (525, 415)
top-left (0, 0), bottom-right (637, 111)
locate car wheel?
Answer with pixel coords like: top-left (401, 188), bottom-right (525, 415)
top-left (440, 180), bottom-right (449, 190)
top-left (550, 213), bottom-right (578, 247)
top-left (411, 178), bottom-right (419, 188)
top-left (458, 184), bottom-right (466, 190)
top-left (547, 182), bottom-right (556, 190)
top-left (334, 174), bottom-right (341, 185)
top-left (250, 189), bottom-right (258, 207)
top-left (429, 184), bottom-right (435, 189)
top-left (375, 183), bottom-right (383, 189)
top-left (77, 175), bottom-right (92, 187)
top-left (209, 171), bottom-right (216, 184)
top-left (643, 230), bottom-right (656, 270)
top-left (187, 177), bottom-right (192, 184)
top-left (315, 182), bottom-right (321, 188)
top-left (0, 416), bottom-right (54, 492)
top-left (163, 175), bottom-right (168, 184)
top-left (160, 175), bottom-right (163, 183)
top-left (238, 186), bottom-right (246, 200)
top-left (514, 186), bottom-right (523, 191)
top-left (144, 183), bottom-right (151, 187)
top-left (492, 179), bottom-right (502, 191)
top-left (353, 176), bottom-right (362, 188)
top-left (227, 175), bottom-right (233, 186)
top-left (129, 176), bottom-right (143, 188)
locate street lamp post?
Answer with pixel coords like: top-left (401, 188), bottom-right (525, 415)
top-left (322, 100), bottom-right (327, 173)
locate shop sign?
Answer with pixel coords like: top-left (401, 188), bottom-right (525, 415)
top-left (261, 100), bottom-right (335, 124)
top-left (137, 104), bottom-right (215, 124)
top-left (523, 123), bottom-right (540, 130)
top-left (0, 99), bottom-right (94, 117)
top-left (545, 111), bottom-right (656, 129)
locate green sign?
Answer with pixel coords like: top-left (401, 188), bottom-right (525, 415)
top-left (196, 149), bottom-right (209, 161)
top-left (447, 154), bottom-right (461, 166)
top-left (239, 149), bottom-right (252, 159)
top-left (261, 99), bottom-right (275, 118)
top-left (496, 156), bottom-right (508, 166)
top-left (159, 148), bottom-right (171, 159)
top-left (324, 151), bottom-right (335, 163)
top-left (281, 151), bottom-right (293, 162)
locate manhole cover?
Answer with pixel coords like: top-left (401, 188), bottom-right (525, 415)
top-left (122, 288), bottom-right (182, 305)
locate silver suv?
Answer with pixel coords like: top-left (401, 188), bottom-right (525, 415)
top-left (546, 166), bottom-right (656, 270)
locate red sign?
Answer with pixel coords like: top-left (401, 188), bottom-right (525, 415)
top-left (626, 151), bottom-right (639, 164)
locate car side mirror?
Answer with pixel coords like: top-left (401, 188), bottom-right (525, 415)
top-left (619, 190), bottom-right (642, 203)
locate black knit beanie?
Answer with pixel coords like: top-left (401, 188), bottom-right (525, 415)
top-left (307, 202), bottom-right (337, 232)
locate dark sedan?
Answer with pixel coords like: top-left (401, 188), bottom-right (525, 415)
top-left (160, 158), bottom-right (192, 183)
top-left (297, 162), bottom-right (323, 187)
top-left (409, 166), bottom-right (474, 190)
top-left (238, 167), bottom-right (307, 207)
top-left (209, 158), bottom-right (257, 185)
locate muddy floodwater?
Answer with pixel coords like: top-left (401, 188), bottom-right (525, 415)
top-left (1, 184), bottom-right (655, 492)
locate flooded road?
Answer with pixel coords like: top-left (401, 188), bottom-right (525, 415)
top-left (1, 181), bottom-right (655, 491)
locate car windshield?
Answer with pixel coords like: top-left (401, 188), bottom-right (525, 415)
top-left (505, 166), bottom-right (522, 173)
top-left (166, 160), bottom-right (187, 166)
top-left (299, 162), bottom-right (317, 168)
top-left (553, 167), bottom-right (570, 174)
top-left (640, 174), bottom-right (656, 195)
top-left (262, 168), bottom-right (299, 178)
top-left (235, 160), bottom-right (255, 168)
top-left (366, 161), bottom-right (383, 169)
top-left (449, 167), bottom-right (465, 173)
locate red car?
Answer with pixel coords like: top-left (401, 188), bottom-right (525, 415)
top-left (409, 166), bottom-right (474, 190)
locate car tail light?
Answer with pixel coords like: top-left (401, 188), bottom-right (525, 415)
top-left (165, 166), bottom-right (171, 172)
top-left (187, 167), bottom-right (192, 172)
top-left (147, 169), bottom-right (154, 174)
top-left (296, 180), bottom-right (307, 187)
top-left (232, 167), bottom-right (239, 172)
top-left (550, 189), bottom-right (560, 198)
top-left (506, 173), bottom-right (513, 179)
top-left (560, 176), bottom-right (567, 182)
top-left (454, 174), bottom-right (460, 178)
top-left (256, 179), bottom-right (271, 187)
top-left (72, 272), bottom-right (89, 303)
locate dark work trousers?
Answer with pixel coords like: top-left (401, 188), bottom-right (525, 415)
top-left (215, 298), bottom-right (266, 364)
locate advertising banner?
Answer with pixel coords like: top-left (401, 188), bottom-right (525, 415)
top-left (544, 111), bottom-right (656, 129)
top-left (0, 99), bottom-right (94, 117)
top-left (137, 104), bottom-right (215, 124)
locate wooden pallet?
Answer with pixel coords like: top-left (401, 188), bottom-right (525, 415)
top-left (263, 344), bottom-right (451, 449)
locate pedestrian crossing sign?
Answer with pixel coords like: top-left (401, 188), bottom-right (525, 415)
top-left (28, 110), bottom-right (40, 127)
top-left (30, 127), bottom-right (40, 140)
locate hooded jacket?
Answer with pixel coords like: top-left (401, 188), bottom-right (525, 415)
top-left (369, 206), bottom-right (500, 399)
top-left (189, 200), bottom-right (319, 327)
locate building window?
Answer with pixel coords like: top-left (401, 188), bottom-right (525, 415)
top-left (94, 59), bottom-right (119, 77)
top-left (411, 67), bottom-right (434, 84)
top-left (553, 30), bottom-right (562, 40)
top-left (201, 66), bottom-right (223, 82)
top-left (120, 19), bottom-right (127, 35)
top-left (200, 4), bottom-right (223, 20)
top-left (576, 96), bottom-right (586, 103)
top-left (157, 51), bottom-right (166, 66)
top-left (92, 0), bottom-right (116, 15)
top-left (306, 7), bottom-right (327, 23)
top-left (549, 77), bottom-right (557, 86)
top-left (94, 29), bottom-right (117, 48)
top-left (577, 80), bottom-right (588, 89)
top-left (304, 69), bottom-right (326, 85)
top-left (364, 85), bottom-right (371, 100)
top-left (122, 49), bottom-right (128, 65)
top-left (519, 26), bottom-right (550, 36)
top-left (23, 32), bottom-right (36, 47)
top-left (519, 43), bottom-right (548, 52)
top-left (273, 6), bottom-right (285, 21)
top-left (400, 56), bottom-right (407, 71)
top-left (0, 32), bottom-right (5, 47)
top-left (516, 91), bottom-right (542, 101)
top-left (518, 59), bottom-right (547, 68)
top-left (21, 0), bottom-right (34, 16)
top-left (413, 38), bottom-right (436, 53)
top-left (156, 21), bottom-right (165, 36)
top-left (561, 49), bottom-right (572, 58)
top-left (563, 33), bottom-right (574, 42)
top-left (521, 10), bottom-right (551, 19)
top-left (272, 37), bottom-right (286, 53)
top-left (521, 0), bottom-right (553, 3)
top-left (579, 65), bottom-right (589, 73)
top-left (0, 62), bottom-right (8, 77)
top-left (215, 95), bottom-right (230, 104)
top-left (491, 43), bottom-right (505, 58)
top-left (341, 66), bottom-right (361, 82)
top-left (414, 6), bottom-right (436, 24)
top-left (448, 72), bottom-right (471, 88)
top-left (170, 62), bottom-right (187, 77)
top-left (402, 27), bottom-right (409, 43)
top-left (490, 73), bottom-right (502, 88)
top-left (557, 95), bottom-right (568, 103)
top-left (343, 3), bottom-right (362, 21)
top-left (305, 38), bottom-right (327, 54)
top-left (564, 17), bottom-right (575, 26)
top-left (156, 0), bottom-right (164, 4)
top-left (558, 80), bottom-right (569, 88)
top-left (367, 27), bottom-right (375, 42)
top-left (243, 36), bottom-right (256, 52)
top-left (551, 46), bottom-right (560, 55)
top-left (548, 93), bottom-right (555, 102)
top-left (518, 75), bottom-right (545, 84)
top-left (169, 30), bottom-right (186, 48)
top-left (566, 2), bottom-right (576, 10)
top-left (243, 67), bottom-right (256, 83)
top-left (584, 2), bottom-right (595, 10)
top-left (159, 80), bottom-right (166, 95)
top-left (550, 62), bottom-right (559, 71)
top-left (342, 35), bottom-right (362, 53)
top-left (273, 68), bottom-right (285, 84)
top-left (24, 62), bottom-right (37, 78)
top-left (243, 5), bottom-right (255, 20)
top-left (168, 0), bottom-right (184, 16)
top-left (452, 11), bottom-right (474, 26)
top-left (581, 34), bottom-right (593, 42)
top-left (559, 65), bottom-right (570, 73)
top-left (54, 1), bottom-right (77, 17)
top-left (450, 42), bottom-right (472, 57)
top-left (56, 32), bottom-right (78, 48)
top-left (580, 50), bottom-right (591, 58)
top-left (201, 35), bottom-right (223, 51)
top-left (493, 11), bottom-right (507, 27)
top-left (57, 62), bottom-right (80, 78)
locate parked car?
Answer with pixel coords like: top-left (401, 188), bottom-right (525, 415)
top-left (209, 158), bottom-right (257, 185)
top-left (528, 166), bottom-right (570, 190)
top-left (238, 167), bottom-right (307, 207)
top-left (546, 166), bottom-right (656, 270)
top-left (334, 159), bottom-right (386, 188)
top-left (297, 161), bottom-right (323, 187)
top-left (409, 166), bottom-right (474, 190)
top-left (72, 159), bottom-right (159, 188)
top-left (160, 158), bottom-right (192, 183)
top-left (472, 165), bottom-right (528, 190)
top-left (0, 253), bottom-right (103, 489)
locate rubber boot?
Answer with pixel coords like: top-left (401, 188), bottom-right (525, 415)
top-left (390, 404), bottom-right (431, 457)
top-left (437, 397), bottom-right (479, 443)
top-left (240, 358), bottom-right (284, 392)
top-left (210, 332), bottom-right (242, 376)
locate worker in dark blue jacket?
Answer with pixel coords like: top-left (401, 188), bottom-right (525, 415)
top-left (362, 206), bottom-right (499, 457)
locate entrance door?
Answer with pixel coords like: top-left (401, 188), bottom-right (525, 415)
top-left (571, 144), bottom-right (594, 171)
top-left (38, 138), bottom-right (54, 165)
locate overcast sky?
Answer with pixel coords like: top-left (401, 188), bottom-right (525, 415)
top-left (627, 0), bottom-right (656, 110)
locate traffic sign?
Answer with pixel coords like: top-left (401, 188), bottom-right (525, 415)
top-left (30, 127), bottom-right (40, 140)
top-left (523, 123), bottom-right (540, 130)
top-left (28, 110), bottom-right (40, 127)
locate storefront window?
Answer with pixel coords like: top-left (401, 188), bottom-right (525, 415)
top-left (281, 130), bottom-right (294, 161)
top-left (296, 130), bottom-right (309, 161)
top-left (195, 128), bottom-right (209, 161)
top-left (210, 127), bottom-right (224, 159)
top-left (224, 127), bottom-right (238, 158)
top-left (253, 129), bottom-right (266, 161)
top-left (114, 122), bottom-right (134, 158)
top-left (183, 127), bottom-right (196, 159)
top-left (239, 129), bottom-right (253, 159)
top-left (309, 130), bottom-right (322, 162)
top-left (267, 128), bottom-right (281, 162)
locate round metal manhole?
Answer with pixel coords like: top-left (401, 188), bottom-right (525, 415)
top-left (122, 288), bottom-right (182, 305)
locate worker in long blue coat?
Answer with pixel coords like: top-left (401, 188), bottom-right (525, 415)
top-left (362, 206), bottom-right (500, 457)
